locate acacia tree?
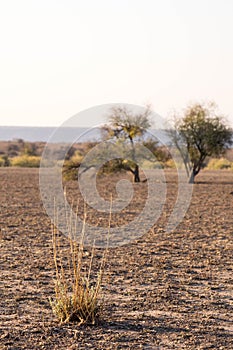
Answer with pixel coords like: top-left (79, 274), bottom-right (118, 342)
top-left (170, 102), bottom-right (233, 183)
top-left (103, 105), bottom-right (152, 182)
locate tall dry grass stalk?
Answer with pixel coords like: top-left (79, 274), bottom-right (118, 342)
top-left (49, 199), bottom-right (110, 325)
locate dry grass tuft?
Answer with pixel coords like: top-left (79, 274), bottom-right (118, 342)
top-left (49, 203), bottom-right (109, 325)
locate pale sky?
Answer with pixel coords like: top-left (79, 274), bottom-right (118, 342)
top-left (1, 0), bottom-right (233, 127)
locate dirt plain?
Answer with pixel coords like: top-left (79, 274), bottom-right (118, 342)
top-left (0, 167), bottom-right (233, 349)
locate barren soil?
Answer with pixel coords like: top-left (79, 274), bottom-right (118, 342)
top-left (0, 168), bottom-right (233, 349)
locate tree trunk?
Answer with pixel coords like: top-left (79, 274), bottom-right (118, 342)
top-left (188, 170), bottom-right (195, 184)
top-left (188, 167), bottom-right (200, 184)
top-left (134, 165), bottom-right (140, 182)
top-left (129, 137), bottom-right (140, 182)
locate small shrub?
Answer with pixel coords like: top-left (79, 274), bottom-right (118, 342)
top-left (7, 143), bottom-right (19, 157)
top-left (11, 155), bottom-right (41, 168)
top-left (70, 150), bottom-right (83, 163)
top-left (62, 152), bottom-right (84, 180)
top-left (23, 142), bottom-right (37, 156)
top-left (50, 208), bottom-right (108, 325)
top-left (63, 160), bottom-right (81, 181)
top-left (207, 158), bottom-right (232, 170)
top-left (0, 155), bottom-right (10, 167)
top-left (165, 159), bottom-right (176, 169)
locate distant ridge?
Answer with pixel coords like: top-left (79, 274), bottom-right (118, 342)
top-left (0, 126), bottom-right (102, 143)
top-left (0, 126), bottom-right (170, 144)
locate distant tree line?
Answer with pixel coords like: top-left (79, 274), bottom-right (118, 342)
top-left (1, 101), bottom-right (232, 183)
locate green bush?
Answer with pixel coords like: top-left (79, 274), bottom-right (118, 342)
top-left (11, 155), bottom-right (41, 168)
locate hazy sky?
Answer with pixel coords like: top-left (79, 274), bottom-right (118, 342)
top-left (1, 0), bottom-right (233, 127)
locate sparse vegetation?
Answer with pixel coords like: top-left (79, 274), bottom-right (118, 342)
top-left (0, 155), bottom-right (10, 167)
top-left (11, 155), bottom-right (41, 168)
top-left (207, 157), bottom-right (233, 170)
top-left (50, 207), bottom-right (108, 325)
top-left (1, 168), bottom-right (233, 348)
top-left (164, 159), bottom-right (176, 169)
top-left (62, 160), bottom-right (81, 181)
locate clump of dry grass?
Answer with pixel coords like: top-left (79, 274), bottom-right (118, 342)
top-left (49, 204), bottom-right (109, 325)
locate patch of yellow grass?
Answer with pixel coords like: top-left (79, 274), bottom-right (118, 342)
top-left (11, 155), bottom-right (41, 167)
top-left (207, 158), bottom-right (233, 170)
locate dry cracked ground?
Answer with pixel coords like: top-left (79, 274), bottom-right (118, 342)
top-left (0, 168), bottom-right (233, 349)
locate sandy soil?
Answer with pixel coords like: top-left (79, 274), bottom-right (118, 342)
top-left (0, 168), bottom-right (233, 349)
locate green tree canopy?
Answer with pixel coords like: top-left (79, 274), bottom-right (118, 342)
top-left (170, 102), bottom-right (233, 183)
